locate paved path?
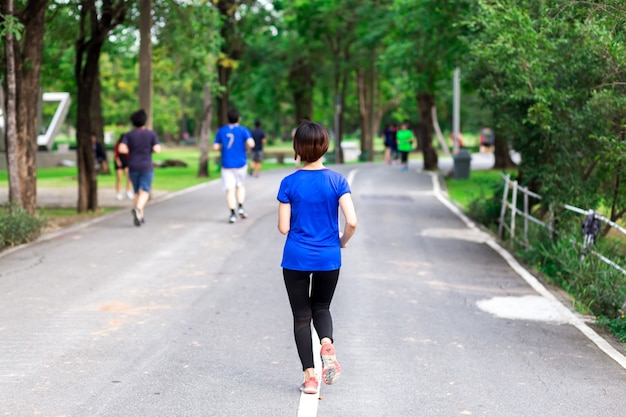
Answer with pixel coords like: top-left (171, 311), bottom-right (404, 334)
top-left (0, 158), bottom-right (624, 417)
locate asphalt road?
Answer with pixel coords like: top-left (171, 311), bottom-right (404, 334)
top-left (1, 160), bottom-right (624, 417)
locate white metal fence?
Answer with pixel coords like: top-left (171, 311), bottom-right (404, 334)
top-left (498, 173), bottom-right (626, 276)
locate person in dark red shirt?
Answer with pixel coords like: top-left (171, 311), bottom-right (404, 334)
top-left (113, 134), bottom-right (133, 201)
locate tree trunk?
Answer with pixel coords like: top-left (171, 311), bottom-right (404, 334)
top-left (139, 0), bottom-right (153, 128)
top-left (356, 67), bottom-right (375, 162)
top-left (334, 68), bottom-right (349, 164)
top-left (288, 57), bottom-right (313, 123)
top-left (493, 133), bottom-right (516, 169)
top-left (216, 0), bottom-right (244, 126)
top-left (367, 56), bottom-right (376, 162)
top-left (416, 92), bottom-right (438, 171)
top-left (3, 0), bottom-right (22, 208)
top-left (76, 72), bottom-right (98, 212)
top-left (432, 106), bottom-right (451, 156)
top-left (198, 83), bottom-right (213, 178)
top-left (76, 46), bottom-right (101, 211)
top-left (3, 0), bottom-right (47, 214)
top-left (91, 73), bottom-right (109, 175)
top-left (217, 65), bottom-right (230, 126)
top-left (74, 0), bottom-right (126, 212)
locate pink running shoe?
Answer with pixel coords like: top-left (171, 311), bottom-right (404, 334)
top-left (320, 342), bottom-right (341, 385)
top-left (300, 375), bottom-right (319, 395)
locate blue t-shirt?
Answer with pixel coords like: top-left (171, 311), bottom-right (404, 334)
top-left (277, 169), bottom-right (351, 271)
top-left (214, 124), bottom-right (253, 168)
top-left (120, 128), bottom-right (159, 172)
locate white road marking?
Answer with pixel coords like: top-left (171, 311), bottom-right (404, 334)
top-left (297, 328), bottom-right (322, 417)
top-left (428, 172), bottom-right (626, 370)
top-left (421, 227), bottom-right (490, 243)
top-left (477, 295), bottom-right (572, 323)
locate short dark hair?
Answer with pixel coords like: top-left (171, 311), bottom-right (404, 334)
top-left (130, 109), bottom-right (147, 127)
top-left (293, 121), bottom-right (329, 163)
top-left (227, 109), bottom-right (240, 124)
top-left (254, 120), bottom-right (261, 128)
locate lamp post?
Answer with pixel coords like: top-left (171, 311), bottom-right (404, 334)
top-left (451, 67), bottom-right (471, 179)
top-left (452, 67), bottom-right (460, 153)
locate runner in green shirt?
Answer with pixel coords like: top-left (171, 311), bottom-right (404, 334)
top-left (395, 121), bottom-right (415, 171)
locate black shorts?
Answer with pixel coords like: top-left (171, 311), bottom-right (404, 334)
top-left (115, 154), bottom-right (129, 170)
top-left (251, 150), bottom-right (263, 163)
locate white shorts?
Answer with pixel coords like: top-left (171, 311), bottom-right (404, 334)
top-left (221, 166), bottom-right (247, 190)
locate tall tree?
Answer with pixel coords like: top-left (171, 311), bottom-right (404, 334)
top-left (154, 0), bottom-right (221, 177)
top-left (276, 1), bottom-right (323, 126)
top-left (1, 0), bottom-right (47, 213)
top-left (386, 0), bottom-right (470, 170)
top-left (287, 0), bottom-right (360, 162)
top-left (465, 0), bottom-right (626, 223)
top-left (138, 0), bottom-right (152, 128)
top-left (1, 3), bottom-right (23, 207)
top-left (74, 0), bottom-right (127, 212)
top-left (353, 0), bottom-right (399, 161)
top-left (215, 0), bottom-right (255, 125)
top-left (228, 1), bottom-right (300, 137)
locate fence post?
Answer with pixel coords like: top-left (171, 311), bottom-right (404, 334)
top-left (511, 180), bottom-right (518, 241)
top-left (499, 174), bottom-right (510, 239)
top-left (523, 187), bottom-right (529, 244)
top-left (548, 205), bottom-right (554, 238)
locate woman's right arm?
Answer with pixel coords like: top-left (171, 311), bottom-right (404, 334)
top-left (339, 193), bottom-right (357, 248)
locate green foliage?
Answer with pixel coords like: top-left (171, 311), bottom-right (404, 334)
top-left (518, 232), bottom-right (626, 318)
top-left (0, 15), bottom-right (25, 39)
top-left (596, 315), bottom-right (626, 343)
top-left (467, 188), bottom-right (502, 229)
top-left (386, 0), bottom-right (470, 93)
top-left (0, 203), bottom-right (46, 251)
top-left (464, 0), bottom-right (626, 217)
top-left (446, 170), bottom-right (507, 227)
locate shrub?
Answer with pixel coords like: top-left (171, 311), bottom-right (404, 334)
top-left (468, 191), bottom-right (502, 228)
top-left (0, 203), bottom-right (46, 252)
top-left (596, 315), bottom-right (626, 343)
top-left (517, 232), bottom-right (626, 318)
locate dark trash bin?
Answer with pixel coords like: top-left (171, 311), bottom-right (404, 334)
top-left (453, 148), bottom-right (472, 179)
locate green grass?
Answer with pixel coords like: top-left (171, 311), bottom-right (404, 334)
top-left (444, 169), bottom-right (509, 210)
top-left (38, 207), bottom-right (116, 218)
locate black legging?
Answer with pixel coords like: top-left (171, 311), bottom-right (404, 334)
top-left (283, 268), bottom-right (340, 371)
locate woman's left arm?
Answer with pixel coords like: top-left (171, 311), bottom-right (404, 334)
top-left (278, 202), bottom-right (291, 235)
top-left (339, 193), bottom-right (357, 248)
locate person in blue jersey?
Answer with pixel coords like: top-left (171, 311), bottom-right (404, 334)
top-left (118, 109), bottom-right (161, 227)
top-left (277, 121), bottom-right (357, 395)
top-left (213, 109), bottom-right (255, 224)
